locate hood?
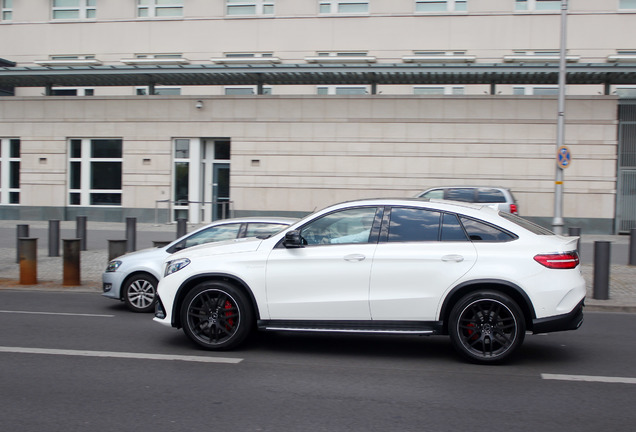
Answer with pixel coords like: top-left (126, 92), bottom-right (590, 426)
top-left (168, 236), bottom-right (264, 260)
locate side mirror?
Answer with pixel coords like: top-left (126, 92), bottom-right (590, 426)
top-left (283, 230), bottom-right (304, 248)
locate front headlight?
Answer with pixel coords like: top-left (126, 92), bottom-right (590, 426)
top-left (165, 258), bottom-right (191, 277)
top-left (106, 260), bottom-right (122, 272)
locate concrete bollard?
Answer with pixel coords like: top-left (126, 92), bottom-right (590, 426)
top-left (176, 218), bottom-right (187, 239)
top-left (568, 226), bottom-right (581, 252)
top-left (593, 241), bottom-right (611, 300)
top-left (108, 239), bottom-right (128, 261)
top-left (48, 219), bottom-right (60, 257)
top-left (76, 216), bottom-right (87, 251)
top-left (126, 217), bottom-right (137, 252)
top-left (19, 238), bottom-right (38, 285)
top-left (630, 229), bottom-right (636, 266)
top-left (63, 239), bottom-right (81, 286)
top-left (16, 224), bottom-right (29, 263)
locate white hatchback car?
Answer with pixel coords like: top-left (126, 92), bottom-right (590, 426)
top-left (102, 217), bottom-right (297, 312)
top-left (154, 199), bottom-right (585, 364)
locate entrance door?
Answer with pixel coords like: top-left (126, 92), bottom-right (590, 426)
top-left (202, 139), bottom-right (231, 222)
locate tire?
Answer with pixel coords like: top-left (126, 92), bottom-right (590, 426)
top-left (123, 274), bottom-right (158, 313)
top-left (180, 281), bottom-right (254, 350)
top-left (449, 291), bottom-right (526, 364)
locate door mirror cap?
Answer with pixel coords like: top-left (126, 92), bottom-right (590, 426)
top-left (283, 230), bottom-right (304, 248)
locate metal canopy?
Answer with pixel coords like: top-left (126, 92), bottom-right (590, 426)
top-left (1, 63), bottom-right (636, 88)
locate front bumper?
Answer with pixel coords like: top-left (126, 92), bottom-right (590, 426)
top-left (532, 299), bottom-right (585, 334)
top-left (101, 271), bottom-right (126, 300)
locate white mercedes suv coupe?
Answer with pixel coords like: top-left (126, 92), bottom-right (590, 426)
top-left (154, 199), bottom-right (585, 364)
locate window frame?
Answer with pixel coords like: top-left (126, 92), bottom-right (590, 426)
top-left (515, 0), bottom-right (561, 12)
top-left (415, 0), bottom-right (467, 13)
top-left (226, 0), bottom-right (274, 16)
top-left (2, 0), bottom-right (12, 20)
top-left (319, 1), bottom-right (369, 15)
top-left (68, 138), bottom-right (123, 207)
top-left (0, 138), bottom-right (20, 205)
top-left (52, 0), bottom-right (96, 20)
top-left (137, 0), bottom-right (183, 18)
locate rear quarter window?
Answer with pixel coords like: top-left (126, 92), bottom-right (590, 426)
top-left (476, 188), bottom-right (506, 203)
top-left (460, 217), bottom-right (516, 242)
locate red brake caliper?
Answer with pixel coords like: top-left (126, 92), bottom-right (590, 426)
top-left (224, 300), bottom-right (234, 330)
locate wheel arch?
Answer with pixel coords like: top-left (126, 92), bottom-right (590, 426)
top-left (120, 271), bottom-right (159, 300)
top-left (171, 273), bottom-right (260, 329)
top-left (439, 279), bottom-right (536, 334)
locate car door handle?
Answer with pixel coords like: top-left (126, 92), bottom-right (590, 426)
top-left (442, 254), bottom-right (464, 263)
top-left (344, 254), bottom-right (366, 262)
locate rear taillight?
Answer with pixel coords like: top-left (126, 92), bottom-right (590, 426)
top-left (533, 251), bottom-right (580, 269)
top-left (510, 204), bottom-right (518, 215)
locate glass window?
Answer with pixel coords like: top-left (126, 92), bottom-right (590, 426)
top-left (317, 86), bottom-right (368, 95)
top-left (245, 223), bottom-right (289, 238)
top-left (387, 207), bottom-right (441, 242)
top-left (1, 138), bottom-right (20, 204)
top-left (446, 188), bottom-right (476, 202)
top-left (419, 189), bottom-right (444, 199)
top-left (515, 0), bottom-right (560, 11)
top-left (2, 0), bottom-right (13, 20)
top-left (52, 0), bottom-right (96, 20)
top-left (68, 139), bottom-right (123, 206)
top-left (441, 213), bottom-right (468, 241)
top-left (227, 1), bottom-right (274, 15)
top-left (174, 162), bottom-right (189, 204)
top-left (476, 188), bottom-right (506, 203)
top-left (416, 0), bottom-right (466, 12)
top-left (620, 0), bottom-right (636, 9)
top-left (300, 207), bottom-right (378, 245)
top-left (319, 1), bottom-right (368, 14)
top-left (460, 217), bottom-right (515, 242)
top-left (138, 0), bottom-right (183, 18)
top-left (182, 224), bottom-right (242, 248)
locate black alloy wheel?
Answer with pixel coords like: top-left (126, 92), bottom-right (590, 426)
top-left (449, 291), bottom-right (525, 364)
top-left (123, 274), bottom-right (158, 313)
top-left (181, 281), bottom-right (254, 350)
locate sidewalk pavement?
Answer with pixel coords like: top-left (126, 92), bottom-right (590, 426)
top-left (0, 220), bottom-right (635, 313)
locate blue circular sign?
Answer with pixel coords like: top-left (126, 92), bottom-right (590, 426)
top-left (557, 146), bottom-right (571, 169)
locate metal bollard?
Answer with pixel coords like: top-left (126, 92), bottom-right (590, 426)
top-left (76, 216), bottom-right (87, 251)
top-left (108, 239), bottom-right (128, 261)
top-left (568, 227), bottom-right (581, 252)
top-left (16, 224), bottom-right (29, 263)
top-left (593, 241), bottom-right (611, 300)
top-left (176, 218), bottom-right (187, 239)
top-left (630, 229), bottom-right (636, 266)
top-left (63, 239), bottom-right (81, 286)
top-left (19, 238), bottom-right (38, 285)
top-left (126, 217), bottom-right (137, 252)
top-left (48, 220), bottom-right (60, 257)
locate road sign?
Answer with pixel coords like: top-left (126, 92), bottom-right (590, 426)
top-left (557, 146), bottom-right (571, 169)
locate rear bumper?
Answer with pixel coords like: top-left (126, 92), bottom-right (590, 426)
top-left (532, 299), bottom-right (585, 334)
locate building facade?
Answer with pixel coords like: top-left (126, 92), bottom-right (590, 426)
top-left (1, 1), bottom-right (636, 232)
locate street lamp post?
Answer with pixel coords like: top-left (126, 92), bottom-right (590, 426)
top-left (552, 0), bottom-right (568, 235)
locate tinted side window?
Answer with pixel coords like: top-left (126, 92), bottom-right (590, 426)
top-left (446, 188), bottom-right (475, 202)
top-left (300, 207), bottom-right (378, 245)
top-left (388, 208), bottom-right (441, 242)
top-left (460, 217), bottom-right (515, 242)
top-left (182, 223), bottom-right (241, 248)
top-left (476, 188), bottom-right (506, 203)
top-left (441, 213), bottom-right (469, 241)
top-left (244, 223), bottom-right (288, 238)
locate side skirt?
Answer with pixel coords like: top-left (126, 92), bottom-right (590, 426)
top-left (257, 320), bottom-right (444, 335)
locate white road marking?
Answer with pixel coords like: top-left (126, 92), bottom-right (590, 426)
top-left (0, 346), bottom-right (243, 364)
top-left (0, 310), bottom-right (114, 318)
top-left (542, 373), bottom-right (636, 385)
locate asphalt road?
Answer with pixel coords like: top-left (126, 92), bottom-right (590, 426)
top-left (0, 290), bottom-right (635, 432)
